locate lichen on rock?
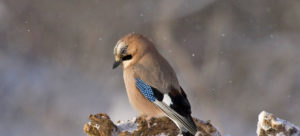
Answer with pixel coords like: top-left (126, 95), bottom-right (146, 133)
top-left (83, 113), bottom-right (221, 136)
top-left (84, 113), bottom-right (117, 136)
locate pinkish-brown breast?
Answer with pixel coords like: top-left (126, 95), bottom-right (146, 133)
top-left (123, 67), bottom-right (164, 118)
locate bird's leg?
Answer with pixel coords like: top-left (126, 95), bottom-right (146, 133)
top-left (145, 116), bottom-right (153, 128)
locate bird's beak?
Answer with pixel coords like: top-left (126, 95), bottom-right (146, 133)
top-left (112, 59), bottom-right (122, 69)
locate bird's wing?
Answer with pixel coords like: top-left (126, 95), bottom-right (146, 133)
top-left (135, 78), bottom-right (197, 135)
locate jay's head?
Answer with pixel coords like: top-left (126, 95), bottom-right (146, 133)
top-left (113, 33), bottom-right (154, 69)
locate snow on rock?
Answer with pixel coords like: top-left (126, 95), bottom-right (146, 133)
top-left (116, 117), bottom-right (138, 133)
top-left (84, 113), bottom-right (221, 136)
top-left (257, 111), bottom-right (300, 136)
top-left (156, 133), bottom-right (169, 136)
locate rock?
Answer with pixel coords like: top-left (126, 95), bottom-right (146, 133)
top-left (257, 111), bottom-right (300, 136)
top-left (84, 113), bottom-right (221, 136)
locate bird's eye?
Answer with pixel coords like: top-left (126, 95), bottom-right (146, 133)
top-left (121, 46), bottom-right (128, 54)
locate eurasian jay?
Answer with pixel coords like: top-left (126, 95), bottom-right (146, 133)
top-left (112, 33), bottom-right (197, 136)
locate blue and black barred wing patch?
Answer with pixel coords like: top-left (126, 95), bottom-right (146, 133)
top-left (135, 78), bottom-right (156, 102)
top-left (135, 78), bottom-right (197, 135)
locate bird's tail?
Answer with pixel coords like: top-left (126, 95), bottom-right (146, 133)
top-left (154, 101), bottom-right (198, 135)
top-left (182, 131), bottom-right (194, 136)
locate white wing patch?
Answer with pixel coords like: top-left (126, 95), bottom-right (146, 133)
top-left (163, 94), bottom-right (173, 106)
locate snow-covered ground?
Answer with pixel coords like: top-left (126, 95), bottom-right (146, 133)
top-left (115, 117), bottom-right (138, 133)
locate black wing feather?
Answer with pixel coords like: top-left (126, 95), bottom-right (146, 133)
top-left (151, 87), bottom-right (163, 101)
top-left (169, 87), bottom-right (192, 117)
top-left (143, 85), bottom-right (197, 135)
top-left (150, 86), bottom-right (192, 117)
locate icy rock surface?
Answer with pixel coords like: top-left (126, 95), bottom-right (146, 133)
top-left (84, 113), bottom-right (220, 136)
top-left (257, 111), bottom-right (300, 136)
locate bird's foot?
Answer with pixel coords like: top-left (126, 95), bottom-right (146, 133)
top-left (145, 116), bottom-right (154, 128)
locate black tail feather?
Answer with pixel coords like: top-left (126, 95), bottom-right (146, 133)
top-left (182, 131), bottom-right (194, 136)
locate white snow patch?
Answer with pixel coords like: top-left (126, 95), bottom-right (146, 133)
top-left (94, 124), bottom-right (100, 130)
top-left (99, 115), bottom-right (108, 119)
top-left (111, 127), bottom-right (119, 136)
top-left (116, 117), bottom-right (138, 133)
top-left (195, 131), bottom-right (202, 136)
top-left (156, 133), bottom-right (168, 136)
top-left (276, 132), bottom-right (285, 136)
top-left (87, 121), bottom-right (101, 130)
top-left (152, 122), bottom-right (157, 126)
top-left (257, 111), bottom-right (272, 131)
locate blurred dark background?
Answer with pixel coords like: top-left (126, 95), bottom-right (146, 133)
top-left (0, 0), bottom-right (299, 135)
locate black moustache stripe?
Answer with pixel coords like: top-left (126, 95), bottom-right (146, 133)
top-left (122, 55), bottom-right (132, 61)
